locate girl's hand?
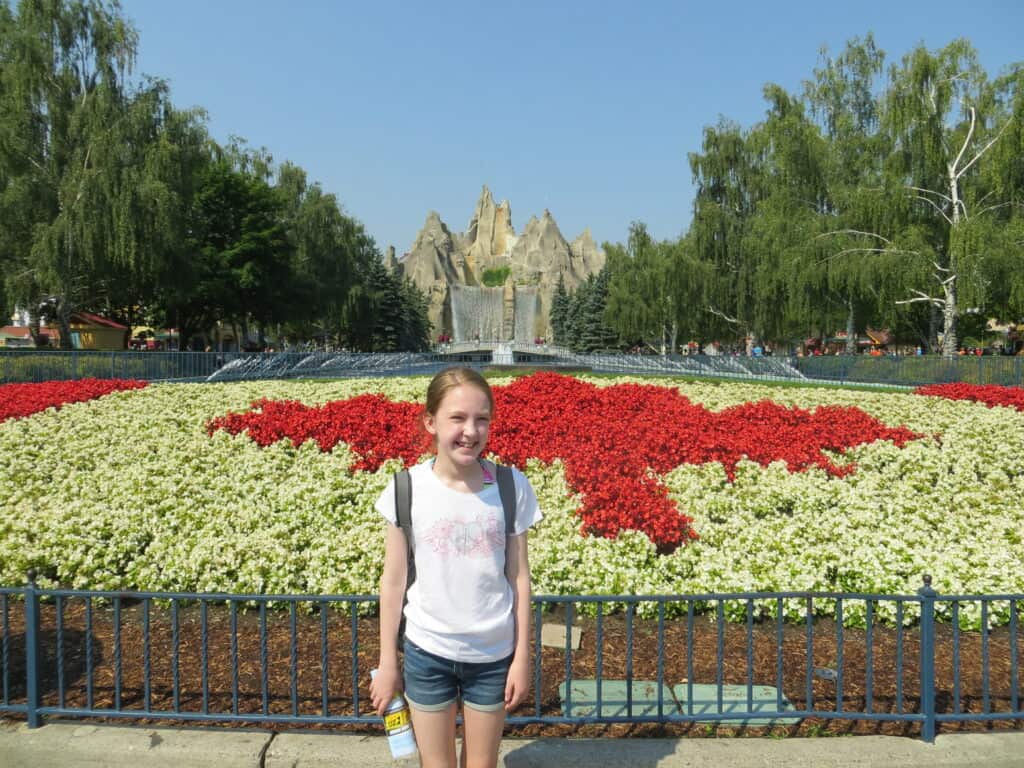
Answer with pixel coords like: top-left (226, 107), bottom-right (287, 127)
top-left (370, 665), bottom-right (402, 717)
top-left (504, 656), bottom-right (530, 711)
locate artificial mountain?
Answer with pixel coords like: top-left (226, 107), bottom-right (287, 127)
top-left (386, 185), bottom-right (604, 342)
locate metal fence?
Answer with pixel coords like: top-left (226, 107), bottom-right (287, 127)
top-left (1, 350), bottom-right (226, 383)
top-left (2, 348), bottom-right (1023, 387)
top-left (0, 576), bottom-right (1019, 741)
top-left (790, 354), bottom-right (1024, 388)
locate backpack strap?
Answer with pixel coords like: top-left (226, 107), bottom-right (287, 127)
top-left (495, 464), bottom-right (517, 534)
top-left (394, 469), bottom-right (416, 586)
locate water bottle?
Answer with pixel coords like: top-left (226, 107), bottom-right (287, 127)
top-left (370, 669), bottom-right (418, 759)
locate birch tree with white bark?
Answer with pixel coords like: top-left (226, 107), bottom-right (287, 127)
top-left (884, 40), bottom-right (1018, 354)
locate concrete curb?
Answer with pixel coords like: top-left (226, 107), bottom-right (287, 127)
top-left (1, 722), bottom-right (1022, 767)
top-left (0, 722), bottom-right (270, 767)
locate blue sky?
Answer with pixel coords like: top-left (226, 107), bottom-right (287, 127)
top-left (122, 0), bottom-right (1022, 255)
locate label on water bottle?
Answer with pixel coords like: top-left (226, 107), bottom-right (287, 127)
top-left (384, 708), bottom-right (410, 731)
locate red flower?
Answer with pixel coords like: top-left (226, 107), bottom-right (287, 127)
top-left (209, 373), bottom-right (925, 552)
top-left (915, 382), bottom-right (1024, 412)
top-left (0, 378), bottom-right (148, 423)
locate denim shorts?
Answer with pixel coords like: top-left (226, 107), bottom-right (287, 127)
top-left (402, 639), bottom-right (512, 713)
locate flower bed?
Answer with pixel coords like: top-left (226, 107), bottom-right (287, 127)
top-left (0, 378), bottom-right (148, 423)
top-left (916, 382), bottom-right (1024, 412)
top-left (1, 374), bottom-right (1022, 629)
top-left (209, 374), bottom-right (922, 549)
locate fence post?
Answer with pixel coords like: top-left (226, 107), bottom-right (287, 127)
top-left (24, 568), bottom-right (42, 728)
top-left (918, 574), bottom-right (937, 743)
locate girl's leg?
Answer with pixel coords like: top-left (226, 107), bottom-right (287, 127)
top-left (459, 706), bottom-right (505, 768)
top-left (409, 703), bottom-right (457, 768)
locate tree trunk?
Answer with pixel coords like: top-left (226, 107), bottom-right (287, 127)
top-left (28, 307), bottom-right (43, 347)
top-left (928, 305), bottom-right (938, 353)
top-left (669, 320), bottom-right (678, 355)
top-left (845, 298), bottom-right (856, 355)
top-left (942, 161), bottom-right (961, 357)
top-left (56, 295), bottom-right (73, 350)
top-left (941, 279), bottom-right (958, 356)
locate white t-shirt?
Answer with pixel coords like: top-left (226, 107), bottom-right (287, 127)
top-left (376, 461), bottom-right (542, 662)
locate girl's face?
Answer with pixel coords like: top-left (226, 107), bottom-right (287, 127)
top-left (424, 383), bottom-right (492, 468)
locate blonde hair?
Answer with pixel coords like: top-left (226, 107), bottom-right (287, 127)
top-left (425, 367), bottom-right (494, 416)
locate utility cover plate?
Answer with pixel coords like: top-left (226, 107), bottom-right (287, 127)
top-left (559, 679), bottom-right (675, 718)
top-left (671, 683), bottom-right (801, 725)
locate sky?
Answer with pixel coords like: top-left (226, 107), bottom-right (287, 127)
top-left (121, 0), bottom-right (1022, 256)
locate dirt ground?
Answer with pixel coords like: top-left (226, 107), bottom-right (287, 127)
top-left (1, 599), bottom-right (1021, 739)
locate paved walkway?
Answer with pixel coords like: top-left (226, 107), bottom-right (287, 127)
top-left (1, 722), bottom-right (1022, 767)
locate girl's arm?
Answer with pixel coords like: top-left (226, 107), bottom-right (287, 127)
top-left (370, 521), bottom-right (408, 716)
top-left (504, 531), bottom-right (532, 710)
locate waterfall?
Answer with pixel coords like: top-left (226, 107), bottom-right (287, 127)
top-left (450, 286), bottom-right (504, 342)
top-left (514, 287), bottom-right (538, 343)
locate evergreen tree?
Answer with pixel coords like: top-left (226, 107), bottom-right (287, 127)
top-left (341, 251), bottom-right (430, 352)
top-left (579, 266), bottom-right (618, 352)
top-left (398, 278), bottom-right (431, 351)
top-left (549, 274), bottom-right (569, 344)
top-left (564, 276), bottom-right (592, 352)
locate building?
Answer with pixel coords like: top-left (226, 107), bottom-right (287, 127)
top-left (0, 326), bottom-right (34, 348)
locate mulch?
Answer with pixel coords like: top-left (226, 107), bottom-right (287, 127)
top-left (1, 599), bottom-right (1021, 739)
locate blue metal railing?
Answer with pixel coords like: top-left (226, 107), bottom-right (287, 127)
top-left (3, 348), bottom-right (1023, 387)
top-left (1, 575), bottom-right (1020, 740)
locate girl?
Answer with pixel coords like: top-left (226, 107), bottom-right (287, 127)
top-left (370, 367), bottom-right (542, 768)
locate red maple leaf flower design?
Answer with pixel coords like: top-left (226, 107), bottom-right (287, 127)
top-left (208, 373), bottom-right (924, 552)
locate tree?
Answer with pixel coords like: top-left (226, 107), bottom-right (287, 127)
top-left (977, 65), bottom-right (1024, 322)
top-left (577, 266), bottom-right (618, 353)
top-left (687, 118), bottom-right (768, 349)
top-left (0, 0), bottom-right (193, 346)
top-left (274, 162), bottom-right (365, 342)
top-left (561, 275), bottom-right (592, 352)
top-left (341, 246), bottom-right (430, 352)
top-left (397, 277), bottom-right (431, 351)
top-left (549, 273), bottom-right (569, 345)
top-left (797, 36), bottom-right (902, 351)
top-left (605, 222), bottom-right (708, 354)
top-left (156, 158), bottom-right (293, 349)
top-left (883, 40), bottom-right (1019, 354)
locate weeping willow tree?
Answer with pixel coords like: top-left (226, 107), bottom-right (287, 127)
top-left (0, 0), bottom-right (198, 345)
top-left (688, 118), bottom-right (770, 349)
top-left (604, 222), bottom-right (708, 354)
top-left (796, 36), bottom-right (900, 351)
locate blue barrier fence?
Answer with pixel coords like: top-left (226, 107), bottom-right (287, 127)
top-left (2, 348), bottom-right (1022, 387)
top-left (1, 575), bottom-right (1020, 741)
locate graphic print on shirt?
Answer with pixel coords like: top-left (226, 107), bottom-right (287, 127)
top-left (422, 512), bottom-right (504, 558)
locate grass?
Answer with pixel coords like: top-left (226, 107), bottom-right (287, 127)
top-left (481, 266), bottom-right (511, 287)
